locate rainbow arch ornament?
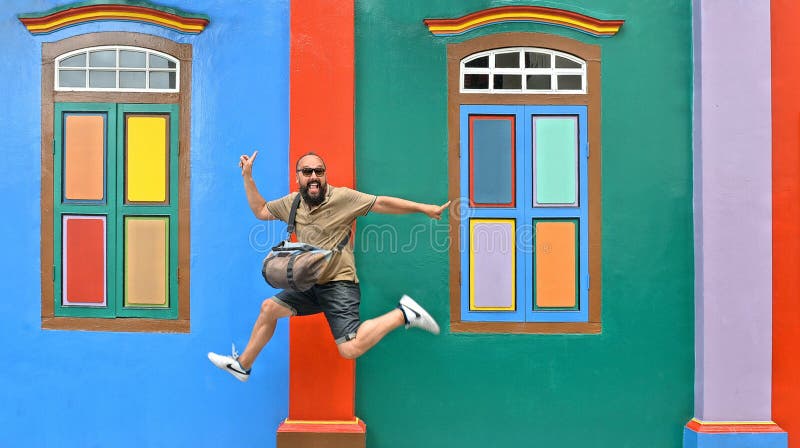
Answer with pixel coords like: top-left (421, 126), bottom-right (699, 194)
top-left (424, 5), bottom-right (624, 38)
top-left (18, 0), bottom-right (210, 35)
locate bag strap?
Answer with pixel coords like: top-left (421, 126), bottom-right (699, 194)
top-left (286, 193), bottom-right (303, 236)
top-left (335, 231), bottom-right (351, 252)
top-left (286, 193), bottom-right (350, 252)
top-left (286, 252), bottom-right (299, 291)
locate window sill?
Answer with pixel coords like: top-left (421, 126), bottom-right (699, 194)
top-left (42, 317), bottom-right (189, 333)
top-left (450, 321), bottom-right (601, 334)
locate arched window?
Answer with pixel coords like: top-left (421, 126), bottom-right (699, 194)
top-left (461, 47), bottom-right (586, 93)
top-left (448, 33), bottom-right (602, 334)
top-left (55, 46), bottom-right (179, 92)
top-left (41, 33), bottom-right (192, 333)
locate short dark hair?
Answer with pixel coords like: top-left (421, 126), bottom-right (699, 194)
top-left (295, 152), bottom-right (326, 170)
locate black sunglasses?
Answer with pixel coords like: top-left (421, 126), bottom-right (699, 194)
top-left (297, 167), bottom-right (326, 177)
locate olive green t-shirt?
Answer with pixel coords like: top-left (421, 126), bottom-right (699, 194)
top-left (266, 186), bottom-right (377, 284)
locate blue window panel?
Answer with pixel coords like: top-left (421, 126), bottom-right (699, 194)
top-left (524, 106), bottom-right (588, 322)
top-left (461, 105), bottom-right (525, 322)
top-left (470, 116), bottom-right (515, 206)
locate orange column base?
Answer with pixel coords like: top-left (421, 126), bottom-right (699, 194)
top-left (276, 418), bottom-right (366, 448)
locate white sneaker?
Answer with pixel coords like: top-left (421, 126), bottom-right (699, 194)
top-left (207, 343), bottom-right (251, 382)
top-left (399, 294), bottom-right (440, 335)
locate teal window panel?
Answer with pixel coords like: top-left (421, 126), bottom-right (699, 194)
top-left (533, 116), bottom-right (578, 207)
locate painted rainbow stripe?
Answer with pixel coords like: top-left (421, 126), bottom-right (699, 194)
top-left (18, 1), bottom-right (209, 35)
top-left (424, 6), bottom-right (623, 38)
top-left (686, 418), bottom-right (785, 433)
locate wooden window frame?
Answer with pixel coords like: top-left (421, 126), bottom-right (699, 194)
top-left (448, 32), bottom-right (602, 334)
top-left (41, 32), bottom-right (191, 332)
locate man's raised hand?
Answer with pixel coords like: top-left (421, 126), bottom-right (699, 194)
top-left (239, 150), bottom-right (258, 177)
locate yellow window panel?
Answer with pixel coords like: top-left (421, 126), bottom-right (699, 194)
top-left (126, 115), bottom-right (168, 203)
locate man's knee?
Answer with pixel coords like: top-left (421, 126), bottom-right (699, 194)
top-left (261, 298), bottom-right (290, 319)
top-left (337, 340), bottom-right (364, 360)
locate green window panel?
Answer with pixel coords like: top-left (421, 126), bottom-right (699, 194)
top-left (54, 102), bottom-right (179, 319)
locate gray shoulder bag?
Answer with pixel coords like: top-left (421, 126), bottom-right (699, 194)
top-left (261, 194), bottom-right (350, 291)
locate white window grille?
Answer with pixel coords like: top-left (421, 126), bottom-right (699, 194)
top-left (461, 48), bottom-right (586, 94)
top-left (55, 46), bottom-right (179, 92)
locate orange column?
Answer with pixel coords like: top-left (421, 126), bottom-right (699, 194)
top-left (772, 0), bottom-right (800, 444)
top-left (277, 0), bottom-right (365, 446)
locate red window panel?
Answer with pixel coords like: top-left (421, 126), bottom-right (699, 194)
top-left (63, 216), bottom-right (106, 305)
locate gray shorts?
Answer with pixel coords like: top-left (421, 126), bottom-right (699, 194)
top-left (273, 281), bottom-right (361, 344)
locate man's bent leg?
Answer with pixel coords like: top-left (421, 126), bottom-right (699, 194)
top-left (238, 298), bottom-right (293, 369)
top-left (337, 309), bottom-right (405, 359)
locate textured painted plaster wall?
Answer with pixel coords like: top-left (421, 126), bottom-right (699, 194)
top-left (354, 1), bottom-right (694, 447)
top-left (693, 0), bottom-right (773, 422)
top-left (0, 1), bottom-right (291, 446)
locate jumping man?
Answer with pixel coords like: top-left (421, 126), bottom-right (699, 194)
top-left (208, 151), bottom-right (449, 381)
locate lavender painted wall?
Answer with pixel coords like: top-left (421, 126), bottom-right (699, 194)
top-left (693, 0), bottom-right (773, 421)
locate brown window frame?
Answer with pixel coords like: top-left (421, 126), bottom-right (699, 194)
top-left (41, 32), bottom-right (191, 332)
top-left (448, 32), bottom-right (602, 334)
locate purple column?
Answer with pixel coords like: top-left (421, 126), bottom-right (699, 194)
top-left (688, 0), bottom-right (785, 446)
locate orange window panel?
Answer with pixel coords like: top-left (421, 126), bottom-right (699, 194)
top-left (535, 220), bottom-right (577, 308)
top-left (64, 114), bottom-right (105, 201)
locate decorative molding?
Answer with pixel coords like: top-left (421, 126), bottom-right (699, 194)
top-left (277, 419), bottom-right (366, 448)
top-left (19, 0), bottom-right (209, 35)
top-left (279, 418), bottom-right (366, 432)
top-left (283, 418), bottom-right (362, 426)
top-left (424, 6), bottom-right (623, 37)
top-left (686, 418), bottom-right (785, 434)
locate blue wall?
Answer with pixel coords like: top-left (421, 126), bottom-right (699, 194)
top-left (0, 1), bottom-right (292, 445)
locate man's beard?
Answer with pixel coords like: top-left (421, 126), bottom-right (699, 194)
top-left (300, 182), bottom-right (327, 206)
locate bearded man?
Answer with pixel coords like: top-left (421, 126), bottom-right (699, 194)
top-left (208, 151), bottom-right (449, 382)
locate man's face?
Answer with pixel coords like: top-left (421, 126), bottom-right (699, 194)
top-left (296, 155), bottom-right (327, 206)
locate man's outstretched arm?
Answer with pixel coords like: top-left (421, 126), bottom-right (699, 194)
top-left (372, 196), bottom-right (451, 220)
top-left (239, 150), bottom-right (277, 221)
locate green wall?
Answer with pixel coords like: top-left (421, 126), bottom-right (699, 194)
top-left (354, 1), bottom-right (693, 446)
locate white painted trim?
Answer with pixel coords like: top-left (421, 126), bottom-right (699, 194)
top-left (55, 45), bottom-right (180, 93)
top-left (460, 47), bottom-right (586, 94)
